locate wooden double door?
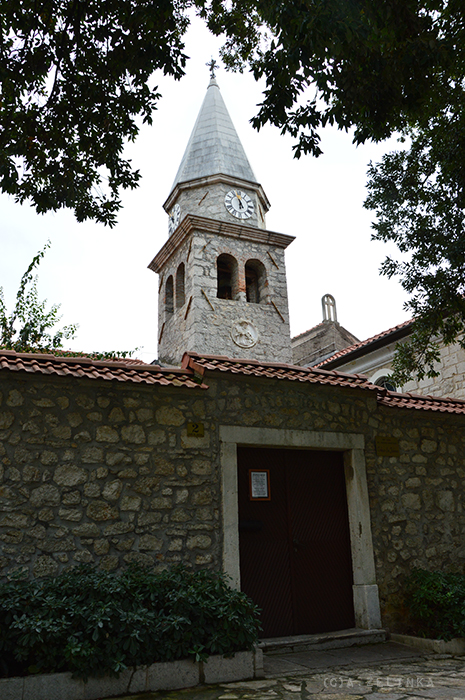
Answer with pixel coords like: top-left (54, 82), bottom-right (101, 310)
top-left (238, 447), bottom-right (355, 638)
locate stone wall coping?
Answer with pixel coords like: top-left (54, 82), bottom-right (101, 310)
top-left (0, 649), bottom-right (264, 700)
top-left (0, 349), bottom-right (207, 389)
top-left (3, 347), bottom-right (465, 415)
top-left (185, 353), bottom-right (465, 414)
top-left (184, 352), bottom-right (378, 393)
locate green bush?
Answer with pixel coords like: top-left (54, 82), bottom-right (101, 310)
top-left (0, 564), bottom-right (261, 679)
top-left (404, 568), bottom-right (465, 640)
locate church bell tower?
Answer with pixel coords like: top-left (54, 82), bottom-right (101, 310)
top-left (149, 69), bottom-right (294, 365)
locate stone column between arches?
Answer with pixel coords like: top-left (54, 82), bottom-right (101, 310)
top-left (219, 426), bottom-right (382, 631)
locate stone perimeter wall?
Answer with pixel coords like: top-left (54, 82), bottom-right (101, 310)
top-left (0, 376), bottom-right (219, 578)
top-left (2, 370), bottom-right (465, 630)
top-left (367, 404), bottom-right (465, 628)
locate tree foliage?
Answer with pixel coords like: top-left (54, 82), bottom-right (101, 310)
top-left (0, 0), bottom-right (189, 226)
top-left (365, 110), bottom-right (465, 383)
top-left (0, 240), bottom-right (78, 352)
top-left (200, 0), bottom-right (449, 155)
top-left (0, 242), bottom-right (140, 359)
top-left (200, 0), bottom-right (465, 381)
top-left (3, 0), bottom-right (449, 225)
top-left (3, 1), bottom-right (465, 377)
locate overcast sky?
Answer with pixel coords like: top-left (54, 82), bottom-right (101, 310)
top-left (0, 16), bottom-right (410, 363)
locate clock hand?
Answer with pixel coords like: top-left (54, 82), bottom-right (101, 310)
top-left (235, 193), bottom-right (245, 209)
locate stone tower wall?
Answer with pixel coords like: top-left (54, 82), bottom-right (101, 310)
top-left (170, 181), bottom-right (267, 231)
top-left (158, 227), bottom-right (292, 365)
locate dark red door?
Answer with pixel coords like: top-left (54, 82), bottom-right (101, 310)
top-left (238, 447), bottom-right (355, 638)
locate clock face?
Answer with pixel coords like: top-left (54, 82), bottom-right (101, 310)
top-left (168, 203), bottom-right (180, 234)
top-left (224, 190), bottom-right (254, 220)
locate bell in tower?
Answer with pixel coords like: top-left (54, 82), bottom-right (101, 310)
top-left (148, 68), bottom-right (294, 365)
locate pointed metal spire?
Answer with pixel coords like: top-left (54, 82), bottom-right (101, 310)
top-left (170, 76), bottom-right (257, 191)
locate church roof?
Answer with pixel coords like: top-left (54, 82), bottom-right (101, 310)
top-left (314, 318), bottom-right (414, 369)
top-left (290, 319), bottom-right (360, 367)
top-left (170, 77), bottom-right (257, 191)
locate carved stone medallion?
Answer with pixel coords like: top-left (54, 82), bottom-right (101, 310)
top-left (230, 319), bottom-right (258, 348)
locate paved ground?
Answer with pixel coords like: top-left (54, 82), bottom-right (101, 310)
top-left (115, 642), bottom-right (465, 699)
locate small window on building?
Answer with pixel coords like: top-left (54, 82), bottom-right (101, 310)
top-left (217, 254), bottom-right (238, 299)
top-left (165, 276), bottom-right (174, 314)
top-left (176, 263), bottom-right (185, 308)
top-left (375, 375), bottom-right (396, 392)
top-left (245, 259), bottom-right (267, 304)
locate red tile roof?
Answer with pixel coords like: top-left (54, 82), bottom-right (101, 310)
top-left (183, 352), bottom-right (379, 391)
top-left (0, 349), bottom-right (206, 389)
top-left (2, 349), bottom-right (465, 415)
top-left (315, 319), bottom-right (413, 368)
top-left (377, 390), bottom-right (465, 414)
top-left (183, 353), bottom-right (465, 414)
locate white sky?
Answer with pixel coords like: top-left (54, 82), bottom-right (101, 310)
top-left (0, 16), bottom-right (410, 363)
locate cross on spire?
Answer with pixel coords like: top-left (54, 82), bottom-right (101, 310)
top-left (206, 58), bottom-right (218, 79)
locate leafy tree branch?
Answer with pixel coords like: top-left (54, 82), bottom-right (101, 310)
top-left (0, 241), bottom-right (78, 352)
top-left (3, 1), bottom-right (465, 377)
top-left (0, 241), bottom-right (139, 360)
top-left (365, 101), bottom-right (465, 382)
top-left (0, 0), bottom-right (190, 226)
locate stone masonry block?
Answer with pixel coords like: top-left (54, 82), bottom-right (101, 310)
top-left (146, 659), bottom-right (198, 691)
top-left (83, 668), bottom-right (134, 700)
top-left (203, 651), bottom-right (254, 684)
top-left (253, 647), bottom-right (265, 678)
top-left (128, 666), bottom-right (148, 693)
top-left (0, 677), bottom-right (24, 700)
top-left (23, 672), bottom-right (85, 700)
top-left (121, 425), bottom-right (146, 443)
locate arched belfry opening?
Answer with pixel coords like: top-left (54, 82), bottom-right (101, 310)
top-left (217, 254), bottom-right (238, 300)
top-left (322, 294), bottom-right (337, 322)
top-left (176, 263), bottom-right (185, 308)
top-left (245, 259), bottom-right (267, 304)
top-left (165, 276), bottom-right (174, 315)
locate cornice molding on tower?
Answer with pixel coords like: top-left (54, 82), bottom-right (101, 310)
top-left (148, 214), bottom-right (295, 273)
top-left (163, 173), bottom-right (271, 213)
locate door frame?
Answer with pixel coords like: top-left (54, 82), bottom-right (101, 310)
top-left (219, 426), bottom-right (382, 630)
